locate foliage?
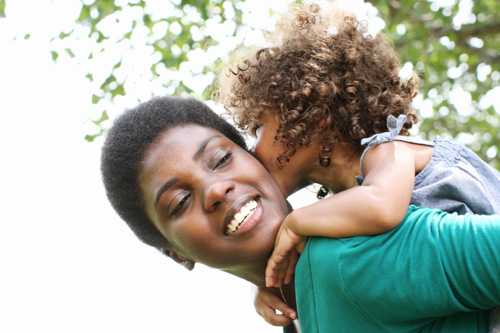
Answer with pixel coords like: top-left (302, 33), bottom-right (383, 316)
top-left (51, 0), bottom-right (499, 168)
top-left (52, 0), bottom-right (245, 141)
top-left (368, 0), bottom-right (499, 168)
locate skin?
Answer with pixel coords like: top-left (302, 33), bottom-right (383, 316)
top-left (138, 125), bottom-right (289, 286)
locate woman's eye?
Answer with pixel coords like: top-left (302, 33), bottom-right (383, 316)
top-left (171, 193), bottom-right (190, 216)
top-left (213, 152), bottom-right (232, 170)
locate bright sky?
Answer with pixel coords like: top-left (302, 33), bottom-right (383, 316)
top-left (0, 1), bottom-right (309, 332)
top-left (0, 0), bottom-right (496, 332)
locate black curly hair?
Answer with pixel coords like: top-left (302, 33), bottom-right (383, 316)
top-left (101, 96), bottom-right (247, 253)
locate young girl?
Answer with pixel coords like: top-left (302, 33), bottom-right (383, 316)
top-left (219, 3), bottom-right (500, 329)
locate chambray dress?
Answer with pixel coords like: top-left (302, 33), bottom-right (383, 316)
top-left (356, 114), bottom-right (500, 332)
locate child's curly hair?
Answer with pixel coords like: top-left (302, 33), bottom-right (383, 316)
top-left (219, 4), bottom-right (419, 166)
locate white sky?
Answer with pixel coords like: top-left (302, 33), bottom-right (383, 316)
top-left (0, 0), bottom-right (496, 332)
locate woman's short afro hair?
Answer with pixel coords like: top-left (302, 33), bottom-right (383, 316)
top-left (101, 96), bottom-right (246, 252)
top-left (220, 4), bottom-right (419, 165)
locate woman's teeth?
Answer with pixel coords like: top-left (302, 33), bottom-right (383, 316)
top-left (226, 200), bottom-right (257, 234)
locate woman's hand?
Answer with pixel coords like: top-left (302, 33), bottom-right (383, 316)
top-left (265, 213), bottom-right (305, 288)
top-left (254, 286), bottom-right (296, 326)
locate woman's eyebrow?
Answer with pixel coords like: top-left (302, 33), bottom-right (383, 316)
top-left (155, 178), bottom-right (178, 206)
top-left (193, 135), bottom-right (221, 161)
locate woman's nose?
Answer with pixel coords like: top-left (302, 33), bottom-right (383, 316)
top-left (203, 180), bottom-right (234, 212)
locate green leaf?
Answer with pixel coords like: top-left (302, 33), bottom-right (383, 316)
top-left (174, 81), bottom-right (194, 95)
top-left (58, 31), bottom-right (72, 39)
top-left (111, 84), bottom-right (125, 97)
top-left (84, 130), bottom-right (104, 142)
top-left (64, 48), bottom-right (75, 58)
top-left (91, 94), bottom-right (100, 104)
top-left (143, 14), bottom-right (153, 29)
top-left (0, 0), bottom-right (5, 17)
top-left (78, 5), bottom-right (91, 22)
top-left (51, 51), bottom-right (59, 62)
top-left (92, 111), bottom-right (109, 125)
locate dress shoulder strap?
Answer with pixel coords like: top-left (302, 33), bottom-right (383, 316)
top-left (360, 114), bottom-right (408, 148)
top-left (356, 115), bottom-right (433, 184)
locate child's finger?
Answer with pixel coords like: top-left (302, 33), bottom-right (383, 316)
top-left (284, 251), bottom-right (298, 285)
top-left (265, 258), bottom-right (277, 287)
top-left (272, 252), bottom-right (288, 287)
top-left (276, 259), bottom-right (287, 287)
top-left (265, 250), bottom-right (287, 287)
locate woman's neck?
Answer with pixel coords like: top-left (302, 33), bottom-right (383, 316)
top-left (224, 260), bottom-right (267, 286)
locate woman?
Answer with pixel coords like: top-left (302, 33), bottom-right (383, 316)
top-left (101, 96), bottom-right (500, 332)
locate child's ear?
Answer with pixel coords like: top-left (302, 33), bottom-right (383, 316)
top-left (160, 248), bottom-right (195, 271)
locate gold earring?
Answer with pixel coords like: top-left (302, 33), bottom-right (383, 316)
top-left (319, 145), bottom-right (331, 167)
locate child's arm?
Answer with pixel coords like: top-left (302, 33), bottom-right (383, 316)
top-left (254, 287), bottom-right (296, 326)
top-left (266, 141), bottom-right (416, 287)
top-left (291, 140), bottom-right (416, 237)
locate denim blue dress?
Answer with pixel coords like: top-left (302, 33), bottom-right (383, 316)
top-left (357, 114), bottom-right (500, 332)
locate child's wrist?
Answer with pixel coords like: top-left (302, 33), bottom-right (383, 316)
top-left (284, 210), bottom-right (304, 235)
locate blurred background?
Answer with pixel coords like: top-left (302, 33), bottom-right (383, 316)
top-left (0, 0), bottom-right (498, 332)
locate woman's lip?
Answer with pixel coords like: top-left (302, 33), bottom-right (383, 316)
top-left (230, 199), bottom-right (262, 236)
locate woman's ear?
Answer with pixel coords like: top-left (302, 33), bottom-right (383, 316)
top-left (160, 248), bottom-right (195, 271)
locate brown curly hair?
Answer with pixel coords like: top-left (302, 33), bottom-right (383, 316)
top-left (219, 4), bottom-right (419, 166)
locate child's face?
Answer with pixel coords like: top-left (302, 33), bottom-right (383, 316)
top-left (253, 112), bottom-right (320, 195)
top-left (253, 113), bottom-right (284, 183)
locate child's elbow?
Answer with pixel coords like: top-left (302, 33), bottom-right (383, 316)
top-left (375, 206), bottom-right (406, 232)
top-left (375, 214), bottom-right (402, 232)
top-left (363, 187), bottom-right (407, 233)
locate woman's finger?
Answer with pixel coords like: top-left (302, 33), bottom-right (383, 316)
top-left (259, 305), bottom-right (293, 326)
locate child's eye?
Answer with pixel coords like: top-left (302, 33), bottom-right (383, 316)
top-left (252, 125), bottom-right (262, 138)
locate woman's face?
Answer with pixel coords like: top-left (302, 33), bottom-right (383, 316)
top-left (139, 125), bottom-right (288, 272)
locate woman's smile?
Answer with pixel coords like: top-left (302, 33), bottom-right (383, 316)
top-left (224, 197), bottom-right (262, 235)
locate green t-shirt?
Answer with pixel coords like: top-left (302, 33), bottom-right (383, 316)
top-left (295, 205), bottom-right (500, 333)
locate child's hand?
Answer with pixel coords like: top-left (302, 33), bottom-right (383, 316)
top-left (265, 214), bottom-right (305, 288)
top-left (254, 287), bottom-right (296, 326)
